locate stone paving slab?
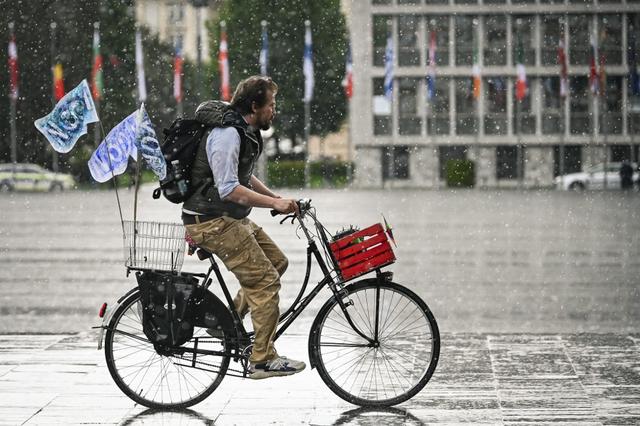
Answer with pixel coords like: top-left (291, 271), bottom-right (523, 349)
top-left (1, 333), bottom-right (639, 425)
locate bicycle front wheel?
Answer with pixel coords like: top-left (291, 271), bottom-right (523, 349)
top-left (104, 290), bottom-right (230, 409)
top-left (309, 280), bottom-right (439, 406)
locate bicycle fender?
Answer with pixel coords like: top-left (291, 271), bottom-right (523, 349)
top-left (307, 278), bottom-right (379, 369)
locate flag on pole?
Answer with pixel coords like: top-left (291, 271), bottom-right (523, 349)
top-left (135, 103), bottom-right (166, 180)
top-left (8, 28), bottom-right (18, 100)
top-left (259, 21), bottom-right (268, 76)
top-left (53, 62), bottom-right (65, 101)
top-left (91, 24), bottom-right (103, 101)
top-left (558, 38), bottom-right (569, 98)
top-left (515, 33), bottom-right (527, 101)
top-left (589, 32), bottom-right (599, 95)
top-left (135, 29), bottom-right (147, 102)
top-left (219, 21), bottom-right (230, 101)
top-left (472, 47), bottom-right (481, 100)
top-left (342, 43), bottom-right (353, 99)
top-left (173, 37), bottom-right (183, 103)
top-left (34, 80), bottom-right (99, 153)
top-left (629, 31), bottom-right (640, 96)
top-left (383, 31), bottom-right (393, 101)
top-left (88, 110), bottom-right (138, 182)
top-left (426, 30), bottom-right (436, 102)
top-left (303, 20), bottom-right (314, 103)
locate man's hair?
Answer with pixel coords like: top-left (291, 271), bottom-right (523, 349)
top-left (230, 76), bottom-right (278, 115)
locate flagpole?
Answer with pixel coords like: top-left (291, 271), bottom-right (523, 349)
top-left (47, 22), bottom-right (59, 172)
top-left (93, 22), bottom-right (101, 148)
top-left (303, 20), bottom-right (313, 189)
top-left (9, 22), bottom-right (17, 166)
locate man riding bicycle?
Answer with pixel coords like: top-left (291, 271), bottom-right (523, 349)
top-left (181, 76), bottom-right (305, 379)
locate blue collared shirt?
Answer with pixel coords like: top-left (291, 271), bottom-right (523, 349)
top-left (206, 126), bottom-right (242, 199)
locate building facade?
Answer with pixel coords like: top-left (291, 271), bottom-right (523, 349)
top-left (136, 0), bottom-right (220, 61)
top-left (349, 0), bottom-right (640, 188)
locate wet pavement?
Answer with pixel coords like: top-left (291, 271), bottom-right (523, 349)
top-left (1, 332), bottom-right (639, 425)
top-left (1, 186), bottom-right (640, 423)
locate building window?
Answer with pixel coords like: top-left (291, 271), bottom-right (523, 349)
top-left (512, 16), bottom-right (535, 66)
top-left (425, 0), bottom-right (447, 4)
top-left (455, 15), bottom-right (477, 66)
top-left (372, 0), bottom-right (392, 4)
top-left (629, 15), bottom-right (640, 134)
top-left (398, 15), bottom-right (420, 66)
top-left (513, 78), bottom-right (535, 135)
top-left (541, 15), bottom-right (563, 66)
top-left (373, 78), bottom-right (392, 136)
top-left (454, 0), bottom-right (477, 4)
top-left (382, 146), bottom-right (411, 180)
top-left (599, 77), bottom-right (622, 135)
top-left (485, 77), bottom-right (507, 135)
top-left (484, 15), bottom-right (507, 66)
top-left (398, 0), bottom-right (421, 4)
top-left (398, 78), bottom-right (421, 135)
top-left (553, 145), bottom-right (583, 176)
top-left (428, 78), bottom-right (450, 135)
top-left (568, 15), bottom-right (590, 66)
top-left (611, 145), bottom-right (632, 162)
top-left (439, 146), bottom-right (468, 179)
top-left (169, 3), bottom-right (184, 23)
top-left (569, 77), bottom-right (591, 135)
top-left (426, 16), bottom-right (449, 66)
top-left (496, 146), bottom-right (524, 180)
top-left (373, 15), bottom-right (391, 67)
top-left (542, 77), bottom-right (564, 134)
top-left (455, 78), bottom-right (477, 135)
top-left (599, 15), bottom-right (622, 65)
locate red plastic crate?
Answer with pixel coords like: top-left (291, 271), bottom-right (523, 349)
top-left (329, 223), bottom-right (396, 281)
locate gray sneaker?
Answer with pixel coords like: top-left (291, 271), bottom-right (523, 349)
top-left (249, 356), bottom-right (306, 380)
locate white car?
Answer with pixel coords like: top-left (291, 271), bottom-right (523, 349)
top-left (554, 162), bottom-right (639, 190)
top-left (0, 163), bottom-right (76, 192)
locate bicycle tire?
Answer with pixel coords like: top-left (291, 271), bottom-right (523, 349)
top-left (104, 290), bottom-right (230, 409)
top-left (309, 280), bottom-right (439, 406)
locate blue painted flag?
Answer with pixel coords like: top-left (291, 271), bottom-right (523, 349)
top-left (136, 104), bottom-right (166, 180)
top-left (34, 79), bottom-right (98, 153)
top-left (426, 30), bottom-right (436, 102)
top-left (88, 111), bottom-right (138, 183)
top-left (383, 33), bottom-right (394, 102)
top-left (629, 32), bottom-right (640, 96)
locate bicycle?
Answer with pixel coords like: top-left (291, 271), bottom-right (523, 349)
top-left (97, 199), bottom-right (440, 409)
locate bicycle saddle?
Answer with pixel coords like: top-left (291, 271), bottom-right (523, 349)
top-left (196, 248), bottom-right (213, 261)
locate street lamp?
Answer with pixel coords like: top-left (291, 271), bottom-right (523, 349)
top-left (189, 0), bottom-right (208, 98)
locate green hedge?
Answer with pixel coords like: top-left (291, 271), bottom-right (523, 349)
top-left (446, 159), bottom-right (475, 188)
top-left (267, 160), bottom-right (353, 188)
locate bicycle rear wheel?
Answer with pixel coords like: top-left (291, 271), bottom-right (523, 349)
top-left (309, 280), bottom-right (439, 406)
top-left (104, 290), bottom-right (230, 409)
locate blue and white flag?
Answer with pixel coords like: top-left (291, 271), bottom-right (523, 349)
top-left (88, 111), bottom-right (138, 183)
top-left (260, 21), bottom-right (269, 76)
top-left (383, 33), bottom-right (394, 102)
top-left (135, 104), bottom-right (166, 180)
top-left (34, 79), bottom-right (98, 153)
top-left (303, 21), bottom-right (314, 103)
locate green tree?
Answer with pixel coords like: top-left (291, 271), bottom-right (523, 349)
top-left (208, 0), bottom-right (348, 149)
top-left (0, 0), bottom-right (200, 182)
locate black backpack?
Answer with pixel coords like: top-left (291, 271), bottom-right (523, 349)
top-left (136, 271), bottom-right (203, 350)
top-left (152, 118), bottom-right (211, 204)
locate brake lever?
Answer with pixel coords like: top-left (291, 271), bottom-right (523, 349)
top-left (279, 214), bottom-right (296, 225)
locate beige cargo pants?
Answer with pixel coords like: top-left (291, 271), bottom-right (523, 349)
top-left (185, 216), bottom-right (288, 364)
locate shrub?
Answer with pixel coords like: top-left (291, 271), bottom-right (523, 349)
top-left (446, 159), bottom-right (475, 188)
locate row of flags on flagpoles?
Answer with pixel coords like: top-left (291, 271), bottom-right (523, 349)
top-left (381, 29), bottom-right (640, 103)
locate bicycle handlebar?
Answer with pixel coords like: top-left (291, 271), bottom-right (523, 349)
top-left (270, 198), bottom-right (312, 217)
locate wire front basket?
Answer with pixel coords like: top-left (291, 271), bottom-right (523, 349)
top-left (123, 221), bottom-right (186, 272)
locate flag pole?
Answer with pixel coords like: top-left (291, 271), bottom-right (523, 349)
top-left (133, 27), bottom-right (146, 230)
top-left (303, 20), bottom-right (312, 189)
top-left (49, 22), bottom-right (59, 173)
top-left (8, 22), bottom-right (17, 167)
top-left (93, 22), bottom-right (101, 148)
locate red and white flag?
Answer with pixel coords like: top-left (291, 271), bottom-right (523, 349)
top-left (557, 38), bottom-right (569, 98)
top-left (589, 33), bottom-right (599, 95)
top-left (8, 28), bottom-right (18, 100)
top-left (342, 44), bottom-right (353, 99)
top-left (173, 39), bottom-right (183, 103)
top-left (515, 34), bottom-right (527, 101)
top-left (219, 22), bottom-right (230, 101)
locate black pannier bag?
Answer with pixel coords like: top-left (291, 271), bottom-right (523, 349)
top-left (136, 271), bottom-right (202, 348)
